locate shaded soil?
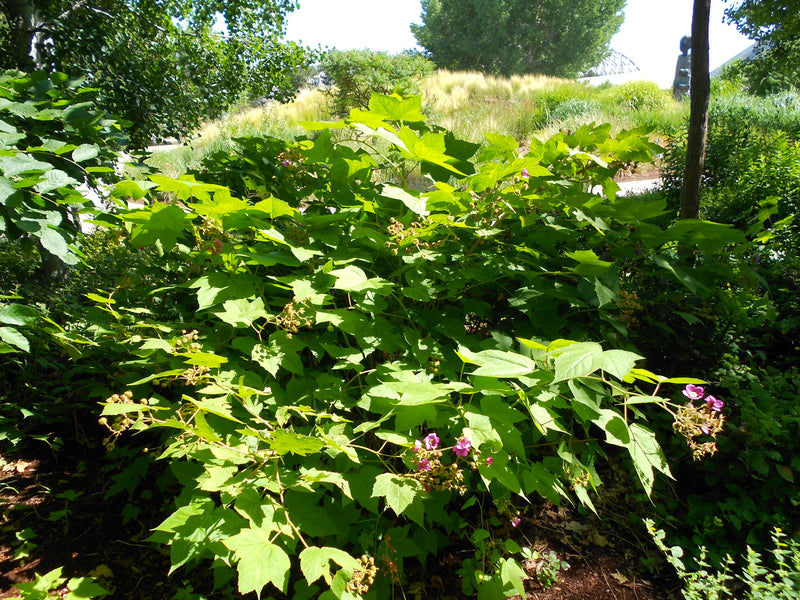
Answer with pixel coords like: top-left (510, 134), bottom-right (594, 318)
top-left (0, 438), bottom-right (681, 600)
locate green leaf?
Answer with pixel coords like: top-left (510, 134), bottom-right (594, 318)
top-left (457, 347), bottom-right (537, 378)
top-left (372, 473), bottom-right (424, 516)
top-left (371, 380), bottom-right (462, 406)
top-left (628, 423), bottom-right (672, 495)
top-left (149, 174), bottom-right (226, 202)
top-left (397, 126), bottom-right (465, 175)
top-left (552, 342), bottom-right (603, 382)
top-left (268, 430), bottom-right (326, 456)
top-left (368, 94), bottom-right (425, 122)
top-left (300, 546), bottom-right (361, 586)
top-left (188, 396), bottom-right (242, 422)
top-left (651, 254), bottom-right (707, 293)
top-left (565, 249), bottom-right (614, 276)
top-left (39, 227), bottom-right (77, 262)
top-left (100, 402), bottom-right (158, 416)
top-left (0, 176), bottom-right (18, 204)
top-left (123, 203), bottom-right (192, 251)
top-left (224, 526), bottom-right (291, 597)
top-left (0, 153), bottom-right (52, 176)
top-left (596, 349), bottom-right (643, 381)
top-left (0, 326), bottom-right (29, 352)
top-left (111, 180), bottom-right (153, 201)
top-left (213, 297), bottom-right (267, 328)
top-left (64, 576), bottom-right (110, 599)
top-left (34, 169), bottom-right (80, 193)
top-left (251, 331), bottom-right (305, 377)
top-left (500, 558), bottom-right (527, 597)
top-left (329, 265), bottom-right (393, 294)
top-left (72, 144), bottom-right (100, 162)
top-left (0, 303), bottom-right (40, 326)
top-left (252, 196), bottom-right (299, 219)
top-left (381, 184), bottom-right (428, 216)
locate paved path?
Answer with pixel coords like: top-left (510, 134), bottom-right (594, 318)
top-left (593, 178), bottom-right (662, 197)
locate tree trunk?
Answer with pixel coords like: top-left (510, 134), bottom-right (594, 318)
top-left (4, 0), bottom-right (39, 70)
top-left (679, 0), bottom-right (711, 220)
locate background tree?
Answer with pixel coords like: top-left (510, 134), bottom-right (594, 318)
top-left (411, 0), bottom-right (626, 77)
top-left (0, 0), bottom-right (313, 147)
top-left (724, 0), bottom-right (800, 93)
top-left (680, 0), bottom-right (711, 220)
top-left (320, 50), bottom-right (433, 115)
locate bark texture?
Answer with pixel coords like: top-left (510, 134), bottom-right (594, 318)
top-left (679, 0), bottom-right (711, 220)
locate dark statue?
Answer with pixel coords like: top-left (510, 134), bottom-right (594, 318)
top-left (673, 35), bottom-right (692, 100)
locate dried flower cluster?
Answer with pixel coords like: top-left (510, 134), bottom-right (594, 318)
top-left (409, 432), bottom-right (468, 495)
top-left (276, 298), bottom-right (313, 333)
top-left (673, 384), bottom-right (726, 459)
top-left (384, 217), bottom-right (445, 255)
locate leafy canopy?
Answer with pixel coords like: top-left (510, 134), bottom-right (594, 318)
top-left (725, 0), bottom-right (800, 93)
top-left (0, 0), bottom-right (313, 147)
top-left (320, 50), bottom-right (434, 115)
top-left (411, 0), bottom-right (626, 77)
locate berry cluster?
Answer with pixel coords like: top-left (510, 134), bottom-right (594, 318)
top-left (346, 555), bottom-right (378, 594)
top-left (99, 390), bottom-right (145, 450)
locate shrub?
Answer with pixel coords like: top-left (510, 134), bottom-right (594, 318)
top-left (0, 70), bottom-right (127, 268)
top-left (660, 94), bottom-right (789, 203)
top-left (320, 50), bottom-right (433, 115)
top-left (81, 95), bottom-right (730, 599)
top-left (603, 80), bottom-right (670, 113)
top-left (547, 98), bottom-right (599, 127)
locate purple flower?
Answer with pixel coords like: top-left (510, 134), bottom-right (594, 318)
top-left (701, 424), bottom-right (710, 435)
top-left (682, 384), bottom-right (705, 401)
top-left (486, 457), bottom-right (493, 466)
top-left (412, 440), bottom-right (422, 453)
top-left (417, 459), bottom-right (432, 471)
top-left (521, 168), bottom-right (530, 178)
top-left (281, 159), bottom-right (291, 167)
top-left (423, 432), bottom-right (440, 451)
top-left (511, 517), bottom-right (521, 528)
top-left (705, 395), bottom-right (724, 412)
top-left (453, 437), bottom-right (472, 457)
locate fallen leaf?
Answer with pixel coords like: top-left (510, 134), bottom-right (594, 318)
top-left (611, 571), bottom-right (629, 584)
top-left (14, 460), bottom-right (30, 473)
top-left (89, 564), bottom-right (114, 579)
top-left (564, 520), bottom-right (589, 533)
top-left (588, 530), bottom-right (614, 548)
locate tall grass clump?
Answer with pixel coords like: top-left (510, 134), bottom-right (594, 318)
top-left (145, 70), bottom-right (688, 177)
top-left (422, 70), bottom-right (581, 142)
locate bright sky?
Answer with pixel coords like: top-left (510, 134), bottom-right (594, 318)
top-left (284, 0), bottom-right (755, 88)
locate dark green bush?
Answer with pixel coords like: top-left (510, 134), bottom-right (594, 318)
top-left (320, 49), bottom-right (433, 115)
top-left (187, 135), bottom-right (325, 205)
top-left (653, 366), bottom-right (800, 566)
top-left (0, 70), bottom-right (127, 267)
top-left (660, 93), bottom-right (798, 204)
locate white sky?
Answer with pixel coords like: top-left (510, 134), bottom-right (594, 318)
top-left (284, 0), bottom-right (755, 88)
